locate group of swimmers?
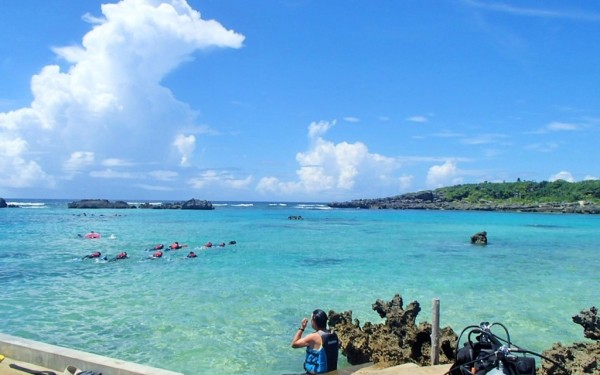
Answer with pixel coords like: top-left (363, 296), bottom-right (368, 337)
top-left (81, 240), bottom-right (237, 262)
top-left (81, 251), bottom-right (128, 262)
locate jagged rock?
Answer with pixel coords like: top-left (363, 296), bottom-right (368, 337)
top-left (0, 198), bottom-right (7, 208)
top-left (329, 296), bottom-right (600, 373)
top-left (573, 307), bottom-right (600, 341)
top-left (539, 307), bottom-right (600, 374)
top-left (470, 231), bottom-right (488, 245)
top-left (541, 342), bottom-right (600, 375)
top-left (67, 199), bottom-right (132, 209)
top-left (329, 294), bottom-right (457, 367)
top-left (181, 199), bottom-right (214, 210)
top-left (68, 199), bottom-right (215, 210)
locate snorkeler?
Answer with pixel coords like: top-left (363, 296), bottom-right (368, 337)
top-left (149, 250), bottom-right (163, 259)
top-left (108, 252), bottom-right (128, 261)
top-left (169, 242), bottom-right (187, 250)
top-left (82, 251), bottom-right (101, 260)
top-left (146, 243), bottom-right (164, 251)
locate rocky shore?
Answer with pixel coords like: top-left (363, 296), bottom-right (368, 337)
top-left (328, 294), bottom-right (600, 375)
top-left (67, 198), bottom-right (214, 210)
top-left (329, 294), bottom-right (457, 367)
top-left (328, 190), bottom-right (600, 214)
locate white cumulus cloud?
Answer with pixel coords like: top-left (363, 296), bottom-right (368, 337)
top-left (173, 134), bottom-right (196, 166)
top-left (0, 134), bottom-right (53, 188)
top-left (64, 151), bottom-right (95, 173)
top-left (426, 160), bottom-right (464, 188)
top-left (257, 120), bottom-right (401, 199)
top-left (0, 0), bottom-right (244, 192)
top-left (549, 171), bottom-right (575, 182)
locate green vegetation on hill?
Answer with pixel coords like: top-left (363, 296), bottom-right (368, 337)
top-left (329, 179), bottom-right (600, 213)
top-left (436, 179), bottom-right (600, 204)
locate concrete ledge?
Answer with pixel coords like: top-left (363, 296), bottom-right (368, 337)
top-left (0, 333), bottom-right (183, 375)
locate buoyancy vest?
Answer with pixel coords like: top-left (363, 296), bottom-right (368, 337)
top-left (303, 330), bottom-right (339, 374)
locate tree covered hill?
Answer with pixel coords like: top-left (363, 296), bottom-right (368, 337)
top-left (328, 180), bottom-right (600, 213)
top-left (437, 179), bottom-right (600, 204)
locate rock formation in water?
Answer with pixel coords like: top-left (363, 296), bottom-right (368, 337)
top-left (181, 199), bottom-right (214, 210)
top-left (470, 231), bottom-right (488, 245)
top-left (541, 306), bottom-right (600, 375)
top-left (67, 199), bottom-right (131, 209)
top-left (68, 198), bottom-right (214, 210)
top-left (328, 294), bottom-right (457, 367)
top-left (0, 198), bottom-right (7, 208)
top-left (573, 306), bottom-right (600, 341)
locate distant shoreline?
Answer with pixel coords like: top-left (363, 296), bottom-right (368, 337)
top-left (328, 197), bottom-right (600, 214)
top-left (327, 181), bottom-right (600, 214)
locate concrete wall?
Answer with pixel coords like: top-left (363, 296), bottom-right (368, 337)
top-left (0, 333), bottom-right (184, 375)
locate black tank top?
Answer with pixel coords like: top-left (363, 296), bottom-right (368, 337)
top-left (319, 331), bottom-right (339, 372)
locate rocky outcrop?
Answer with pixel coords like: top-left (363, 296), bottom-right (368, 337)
top-left (328, 296), bottom-right (600, 374)
top-left (328, 191), bottom-right (600, 214)
top-left (0, 198), bottom-right (6, 208)
top-left (181, 199), bottom-right (214, 210)
top-left (542, 342), bottom-right (600, 375)
top-left (541, 307), bottom-right (600, 374)
top-left (470, 231), bottom-right (488, 245)
top-left (68, 199), bottom-right (132, 209)
top-left (137, 202), bottom-right (189, 209)
top-left (68, 198), bottom-right (214, 210)
top-left (329, 294), bottom-right (457, 367)
top-left (573, 306), bottom-right (600, 340)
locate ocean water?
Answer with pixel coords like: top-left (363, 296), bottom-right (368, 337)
top-left (0, 200), bottom-right (598, 374)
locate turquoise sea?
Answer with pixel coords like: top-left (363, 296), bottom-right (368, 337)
top-left (0, 199), bottom-right (598, 374)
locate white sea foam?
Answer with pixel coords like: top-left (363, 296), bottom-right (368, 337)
top-left (6, 201), bottom-right (46, 208)
top-left (127, 201), bottom-right (163, 206)
top-left (295, 203), bottom-right (331, 210)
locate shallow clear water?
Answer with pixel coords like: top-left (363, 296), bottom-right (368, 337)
top-left (0, 200), bottom-right (598, 374)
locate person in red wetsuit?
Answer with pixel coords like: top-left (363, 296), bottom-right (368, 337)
top-left (108, 252), bottom-right (128, 262)
top-left (151, 250), bottom-right (163, 259)
top-left (169, 242), bottom-right (187, 250)
top-left (82, 251), bottom-right (101, 260)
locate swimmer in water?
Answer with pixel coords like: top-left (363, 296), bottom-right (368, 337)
top-left (108, 252), bottom-right (128, 262)
top-left (146, 243), bottom-right (164, 251)
top-left (169, 242), bottom-right (187, 250)
top-left (82, 251), bottom-right (101, 260)
top-left (149, 250), bottom-right (163, 259)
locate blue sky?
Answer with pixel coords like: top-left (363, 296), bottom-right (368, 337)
top-left (0, 0), bottom-right (599, 202)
